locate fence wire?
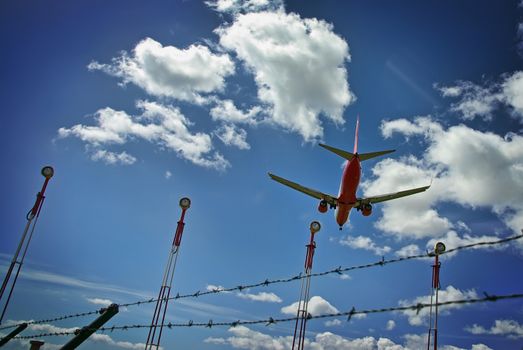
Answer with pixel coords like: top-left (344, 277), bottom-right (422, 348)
top-left (1, 233), bottom-right (521, 332)
top-left (14, 292), bottom-right (523, 339)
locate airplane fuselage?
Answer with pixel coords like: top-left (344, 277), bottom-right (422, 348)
top-left (335, 156), bottom-right (361, 227)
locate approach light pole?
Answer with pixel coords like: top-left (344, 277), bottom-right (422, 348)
top-left (427, 241), bottom-right (445, 350)
top-left (291, 221), bottom-right (321, 350)
top-left (0, 166), bottom-right (54, 324)
top-left (145, 197), bottom-right (191, 350)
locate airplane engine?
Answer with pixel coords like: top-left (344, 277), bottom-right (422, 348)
top-left (318, 200), bottom-right (328, 213)
top-left (361, 203), bottom-right (372, 216)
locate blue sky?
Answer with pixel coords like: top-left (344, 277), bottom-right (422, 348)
top-left (1, 0), bottom-right (523, 349)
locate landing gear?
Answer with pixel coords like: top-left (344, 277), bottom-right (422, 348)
top-left (339, 226), bottom-right (343, 231)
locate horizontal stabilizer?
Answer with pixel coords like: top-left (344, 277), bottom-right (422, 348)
top-left (318, 143), bottom-right (355, 160)
top-left (319, 143), bottom-right (395, 162)
top-left (359, 149), bottom-right (395, 161)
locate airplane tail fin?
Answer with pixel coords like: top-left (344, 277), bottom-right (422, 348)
top-left (354, 115), bottom-right (359, 154)
top-left (319, 116), bottom-right (395, 161)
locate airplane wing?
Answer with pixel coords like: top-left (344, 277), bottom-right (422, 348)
top-left (356, 185), bottom-right (430, 206)
top-left (268, 173), bottom-right (338, 207)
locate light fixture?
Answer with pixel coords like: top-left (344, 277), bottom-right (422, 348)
top-left (310, 221), bottom-right (321, 234)
top-left (41, 166), bottom-right (54, 179)
top-left (434, 242), bottom-right (446, 255)
top-left (179, 197), bottom-right (191, 209)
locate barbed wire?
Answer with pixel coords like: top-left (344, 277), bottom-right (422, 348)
top-left (1, 233), bottom-right (521, 332)
top-left (14, 292), bottom-right (523, 339)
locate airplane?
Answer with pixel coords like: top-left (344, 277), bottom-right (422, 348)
top-left (268, 117), bottom-right (430, 230)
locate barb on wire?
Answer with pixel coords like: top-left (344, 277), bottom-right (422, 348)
top-left (14, 292), bottom-right (523, 339)
top-left (2, 233), bottom-right (521, 332)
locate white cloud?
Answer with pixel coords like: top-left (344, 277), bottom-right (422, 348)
top-left (386, 320), bottom-right (396, 330)
top-left (215, 124), bottom-right (251, 149)
top-left (325, 318), bottom-right (342, 327)
top-left (90, 333), bottom-right (151, 350)
top-left (204, 326), bottom-right (484, 350)
top-left (399, 285), bottom-right (478, 326)
top-left (364, 116), bottom-right (523, 238)
top-left (91, 149), bottom-right (137, 165)
top-left (206, 0), bottom-right (283, 14)
top-left (426, 231), bottom-right (505, 258)
top-left (205, 284), bottom-right (281, 302)
top-left (210, 99), bottom-right (261, 124)
top-left (501, 71), bottom-right (523, 118)
top-left (339, 273), bottom-right (351, 280)
top-left (206, 284), bottom-right (231, 293)
top-left (436, 71), bottom-right (523, 122)
top-left (518, 22), bottom-right (523, 58)
top-left (0, 262), bottom-right (150, 299)
top-left (86, 297), bottom-right (114, 307)
top-left (165, 170), bottom-right (172, 179)
top-left (380, 116), bottom-right (443, 139)
top-left (395, 244), bottom-right (421, 258)
top-left (281, 295), bottom-right (339, 317)
top-left (217, 10), bottom-right (354, 141)
top-left (465, 319), bottom-right (523, 339)
top-left (437, 81), bottom-right (500, 120)
top-left (471, 345), bottom-right (493, 350)
top-left (88, 38), bottom-right (234, 104)
top-left (237, 291), bottom-right (282, 303)
top-left (339, 235), bottom-right (391, 256)
top-left (1, 320), bottom-right (150, 350)
top-left (362, 155), bottom-right (449, 238)
top-left (59, 100), bottom-right (230, 171)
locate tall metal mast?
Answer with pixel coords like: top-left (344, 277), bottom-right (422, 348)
top-left (145, 197), bottom-right (191, 350)
top-left (0, 166), bottom-right (54, 324)
top-left (291, 221), bottom-right (321, 350)
top-left (427, 241), bottom-right (445, 350)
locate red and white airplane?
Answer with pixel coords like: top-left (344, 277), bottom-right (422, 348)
top-left (268, 118), bottom-right (430, 230)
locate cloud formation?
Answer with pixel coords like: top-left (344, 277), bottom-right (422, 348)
top-left (215, 124), bottom-right (251, 150)
top-left (91, 149), bottom-right (137, 165)
top-left (399, 285), bottom-right (478, 326)
top-left (436, 71), bottom-right (523, 121)
top-left (59, 100), bottom-right (230, 171)
top-left (88, 38), bottom-right (234, 104)
top-left (237, 291), bottom-right (282, 303)
top-left (339, 235), bottom-right (391, 256)
top-left (426, 231), bottom-right (506, 258)
top-left (86, 297), bottom-right (114, 307)
top-left (364, 116), bottom-right (523, 238)
top-left (466, 319), bottom-right (523, 339)
top-left (1, 320), bottom-right (150, 350)
top-left (280, 295), bottom-right (339, 317)
top-left (395, 244), bottom-right (421, 258)
top-left (210, 99), bottom-right (261, 125)
top-left (206, 0), bottom-right (284, 14)
top-left (217, 10), bottom-right (354, 141)
top-left (204, 326), bottom-right (489, 350)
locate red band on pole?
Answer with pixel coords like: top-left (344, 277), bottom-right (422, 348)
top-left (304, 233), bottom-right (316, 270)
top-left (173, 209), bottom-right (187, 247)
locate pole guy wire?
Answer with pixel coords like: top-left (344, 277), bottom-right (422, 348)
top-left (1, 233), bottom-right (521, 332)
top-left (14, 292), bottom-right (523, 339)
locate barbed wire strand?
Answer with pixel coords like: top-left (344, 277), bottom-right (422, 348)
top-left (14, 292), bottom-right (523, 339)
top-left (1, 233), bottom-right (521, 332)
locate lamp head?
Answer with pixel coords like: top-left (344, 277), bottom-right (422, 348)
top-left (41, 166), bottom-right (54, 179)
top-left (179, 197), bottom-right (191, 210)
top-left (434, 242), bottom-right (446, 255)
top-left (310, 221), bottom-right (321, 234)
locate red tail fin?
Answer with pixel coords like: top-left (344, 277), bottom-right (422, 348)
top-left (353, 115), bottom-right (359, 154)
